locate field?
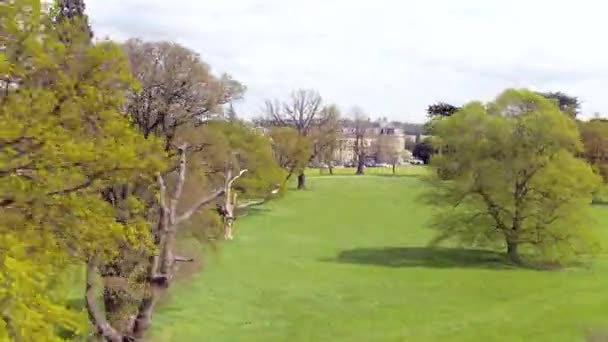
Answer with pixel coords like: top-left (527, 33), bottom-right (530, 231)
top-left (150, 169), bottom-right (608, 341)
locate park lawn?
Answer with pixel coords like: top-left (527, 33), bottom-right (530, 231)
top-left (150, 174), bottom-right (608, 342)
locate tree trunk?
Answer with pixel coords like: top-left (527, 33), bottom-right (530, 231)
top-left (356, 155), bottom-right (365, 175)
top-left (329, 165), bottom-right (333, 175)
top-left (85, 261), bottom-right (124, 342)
top-left (392, 163), bottom-right (396, 175)
top-left (223, 190), bottom-right (236, 240)
top-left (297, 173), bottom-right (306, 190)
top-left (507, 240), bottom-right (522, 265)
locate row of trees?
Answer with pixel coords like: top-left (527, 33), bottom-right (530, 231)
top-left (425, 89), bottom-right (605, 264)
top-left (0, 1), bottom-right (296, 340)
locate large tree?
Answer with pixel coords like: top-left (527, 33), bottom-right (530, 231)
top-left (429, 89), bottom-right (600, 265)
top-left (263, 89), bottom-right (337, 189)
top-left (84, 39), bottom-right (247, 339)
top-left (122, 38), bottom-right (245, 149)
top-left (0, 1), bottom-right (165, 340)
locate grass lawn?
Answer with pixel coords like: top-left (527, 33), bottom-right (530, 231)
top-left (150, 172), bottom-right (608, 341)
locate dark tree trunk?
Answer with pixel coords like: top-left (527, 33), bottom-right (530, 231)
top-left (329, 165), bottom-right (333, 175)
top-left (507, 240), bottom-right (522, 265)
top-left (297, 173), bottom-right (306, 190)
top-left (392, 164), bottom-right (396, 175)
top-left (356, 154), bottom-right (365, 175)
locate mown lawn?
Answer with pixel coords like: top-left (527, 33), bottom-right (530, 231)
top-left (150, 173), bottom-right (608, 341)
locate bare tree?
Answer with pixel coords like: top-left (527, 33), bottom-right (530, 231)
top-left (86, 144), bottom-right (245, 340)
top-left (123, 39), bottom-right (245, 150)
top-left (375, 133), bottom-right (403, 174)
top-left (351, 107), bottom-right (370, 175)
top-left (87, 39), bottom-right (247, 339)
top-left (263, 89), bottom-right (336, 189)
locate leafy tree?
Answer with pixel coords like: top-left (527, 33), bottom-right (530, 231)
top-left (0, 1), bottom-right (165, 340)
top-left (263, 89), bottom-right (337, 189)
top-left (413, 139), bottom-right (434, 164)
top-left (428, 89), bottom-right (600, 264)
top-left (579, 119), bottom-right (608, 182)
top-left (194, 121), bottom-right (285, 239)
top-left (427, 102), bottom-right (461, 118)
top-left (537, 91), bottom-right (580, 117)
top-left (269, 127), bottom-right (311, 185)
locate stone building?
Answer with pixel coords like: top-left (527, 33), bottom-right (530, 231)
top-left (332, 125), bottom-right (414, 165)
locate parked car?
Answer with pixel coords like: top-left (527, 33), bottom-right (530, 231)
top-left (409, 159), bottom-right (424, 165)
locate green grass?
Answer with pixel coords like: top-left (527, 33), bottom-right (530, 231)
top-left (151, 174), bottom-right (608, 341)
top-left (305, 165), bottom-right (429, 177)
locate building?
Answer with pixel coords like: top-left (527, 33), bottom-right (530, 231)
top-left (332, 125), bottom-right (414, 166)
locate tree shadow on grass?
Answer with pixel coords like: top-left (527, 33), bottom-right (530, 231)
top-left (322, 246), bottom-right (527, 270)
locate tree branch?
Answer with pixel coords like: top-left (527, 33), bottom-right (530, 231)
top-left (85, 260), bottom-right (123, 342)
top-left (175, 189), bottom-right (225, 225)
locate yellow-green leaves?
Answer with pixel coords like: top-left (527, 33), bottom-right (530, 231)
top-left (0, 1), bottom-right (165, 339)
top-left (429, 89), bottom-right (601, 263)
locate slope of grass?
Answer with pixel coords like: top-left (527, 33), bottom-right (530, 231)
top-left (151, 175), bottom-right (608, 341)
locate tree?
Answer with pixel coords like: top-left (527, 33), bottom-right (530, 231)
top-left (351, 107), bottom-right (370, 175)
top-left (194, 121), bottom-right (284, 240)
top-left (53, 0), bottom-right (93, 40)
top-left (310, 104), bottom-right (341, 175)
top-left (122, 38), bottom-right (245, 150)
top-left (87, 39), bottom-right (247, 339)
top-left (413, 139), bottom-right (434, 164)
top-left (263, 89), bottom-right (337, 189)
top-left (537, 91), bottom-right (580, 117)
top-left (0, 1), bottom-right (165, 340)
top-left (579, 119), bottom-right (608, 182)
top-left (269, 127), bottom-right (311, 185)
top-left (428, 89), bottom-right (601, 265)
top-left (427, 102), bottom-right (461, 118)
top-left (375, 134), bottom-right (402, 174)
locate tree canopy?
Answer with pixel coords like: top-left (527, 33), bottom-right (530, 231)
top-left (0, 1), bottom-right (165, 339)
top-left (428, 89), bottom-right (600, 264)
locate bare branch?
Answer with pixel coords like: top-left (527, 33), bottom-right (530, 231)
top-left (174, 256), bottom-right (194, 263)
top-left (156, 173), bottom-right (167, 210)
top-left (85, 260), bottom-right (123, 342)
top-left (175, 189), bottom-right (225, 225)
top-left (170, 143), bottom-right (188, 224)
top-left (227, 169), bottom-right (248, 189)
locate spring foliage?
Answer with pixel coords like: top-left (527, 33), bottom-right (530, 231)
top-left (0, 1), bottom-right (165, 339)
top-left (428, 89), bottom-right (601, 263)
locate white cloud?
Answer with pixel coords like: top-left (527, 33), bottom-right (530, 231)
top-left (86, 0), bottom-right (608, 122)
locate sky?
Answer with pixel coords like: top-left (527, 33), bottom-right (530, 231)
top-left (86, 0), bottom-right (608, 123)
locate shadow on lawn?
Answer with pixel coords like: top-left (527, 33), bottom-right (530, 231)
top-left (324, 246), bottom-right (524, 270)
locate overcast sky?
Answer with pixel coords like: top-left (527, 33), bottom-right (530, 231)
top-left (86, 0), bottom-right (608, 123)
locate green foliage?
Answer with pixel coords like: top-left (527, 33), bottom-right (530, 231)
top-left (428, 89), bottom-right (601, 262)
top-left (269, 127), bottom-right (312, 182)
top-left (194, 120), bottom-right (285, 198)
top-left (579, 119), bottom-right (608, 182)
top-left (0, 1), bottom-right (165, 339)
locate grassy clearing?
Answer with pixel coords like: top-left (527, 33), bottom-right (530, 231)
top-left (150, 174), bottom-right (608, 341)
